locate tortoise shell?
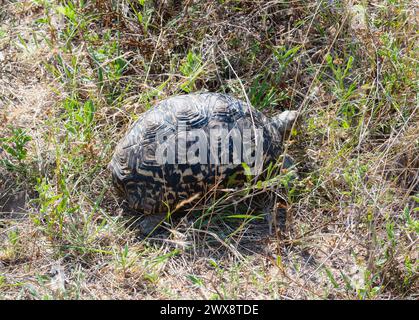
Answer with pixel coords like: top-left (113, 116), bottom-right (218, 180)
top-left (109, 93), bottom-right (295, 215)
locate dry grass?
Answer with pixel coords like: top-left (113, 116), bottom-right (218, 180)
top-left (0, 0), bottom-right (417, 299)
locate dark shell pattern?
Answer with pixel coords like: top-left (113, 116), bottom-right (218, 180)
top-left (109, 93), bottom-right (284, 215)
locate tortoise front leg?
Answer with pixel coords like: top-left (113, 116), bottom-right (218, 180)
top-left (138, 213), bottom-right (168, 235)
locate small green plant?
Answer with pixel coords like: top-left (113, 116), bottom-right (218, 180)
top-left (186, 274), bottom-right (204, 287)
top-left (62, 97), bottom-right (96, 141)
top-left (272, 45), bottom-right (301, 78)
top-left (33, 178), bottom-right (74, 241)
top-left (8, 229), bottom-right (19, 247)
top-left (129, 0), bottom-right (154, 33)
top-left (403, 200), bottom-right (419, 233)
top-left (247, 45), bottom-right (299, 110)
top-left (325, 54), bottom-right (355, 94)
top-left (325, 54), bottom-right (358, 128)
top-left (142, 249), bottom-right (181, 283)
top-left (88, 30), bottom-right (129, 102)
top-left (248, 75), bottom-right (281, 110)
top-left (324, 267), bottom-right (340, 289)
top-left (0, 128), bottom-right (32, 172)
top-left (179, 50), bottom-right (204, 93)
top-left (55, 1), bottom-right (90, 50)
top-left (114, 243), bottom-right (137, 276)
top-left (357, 270), bottom-right (381, 300)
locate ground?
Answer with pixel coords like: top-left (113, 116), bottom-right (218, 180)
top-left (0, 0), bottom-right (417, 299)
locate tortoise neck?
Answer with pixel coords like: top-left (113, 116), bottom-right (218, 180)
top-left (266, 116), bottom-right (285, 139)
top-left (267, 111), bottom-right (297, 138)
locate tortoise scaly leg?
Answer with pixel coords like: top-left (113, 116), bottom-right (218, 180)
top-left (139, 213), bottom-right (168, 235)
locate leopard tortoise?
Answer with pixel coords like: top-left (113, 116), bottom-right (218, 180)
top-left (109, 93), bottom-right (297, 233)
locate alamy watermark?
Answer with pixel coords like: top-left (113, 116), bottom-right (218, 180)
top-left (146, 121), bottom-right (265, 175)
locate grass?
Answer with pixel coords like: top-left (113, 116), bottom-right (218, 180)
top-left (0, 0), bottom-right (417, 299)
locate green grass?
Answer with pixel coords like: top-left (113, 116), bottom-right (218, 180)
top-left (0, 127), bottom-right (32, 172)
top-left (0, 0), bottom-right (417, 300)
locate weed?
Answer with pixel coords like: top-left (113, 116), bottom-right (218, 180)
top-left (0, 128), bottom-right (32, 173)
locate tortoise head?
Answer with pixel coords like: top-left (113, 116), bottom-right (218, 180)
top-left (267, 110), bottom-right (298, 138)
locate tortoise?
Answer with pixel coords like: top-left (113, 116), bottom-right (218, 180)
top-left (109, 93), bottom-right (297, 233)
